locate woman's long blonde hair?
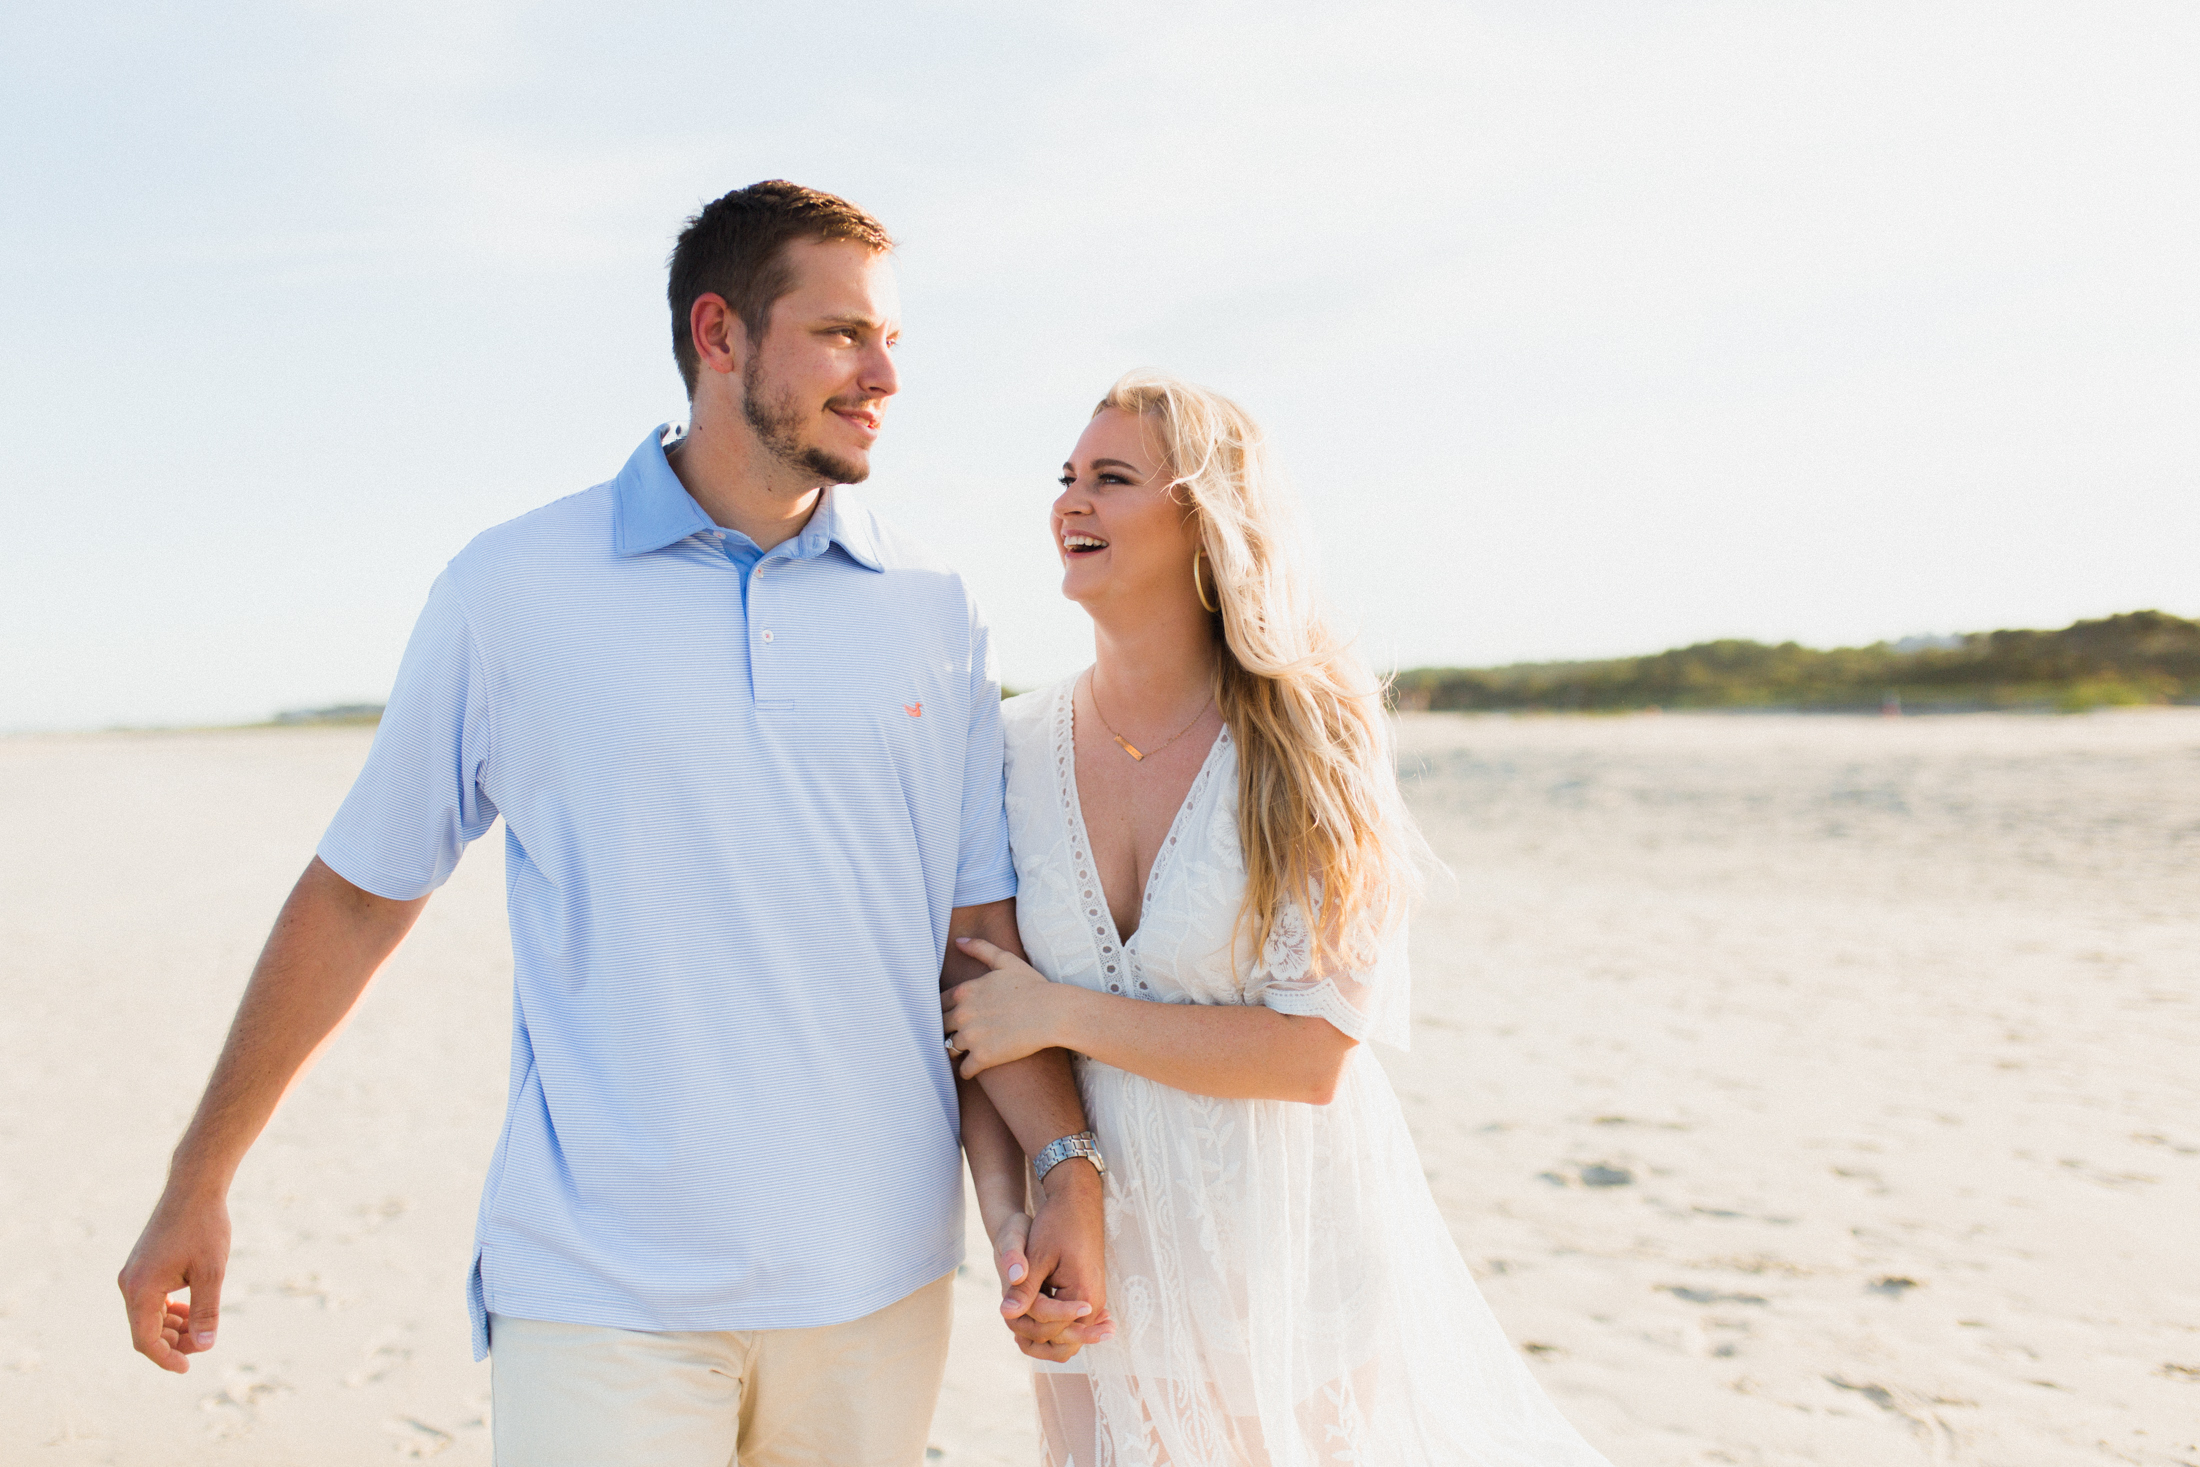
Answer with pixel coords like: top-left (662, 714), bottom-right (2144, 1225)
top-left (1096, 370), bottom-right (1420, 972)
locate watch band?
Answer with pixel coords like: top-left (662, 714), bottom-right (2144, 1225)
top-left (1032, 1130), bottom-right (1106, 1183)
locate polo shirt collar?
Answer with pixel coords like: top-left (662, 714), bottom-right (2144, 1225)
top-left (807, 485), bottom-right (885, 572)
top-left (612, 426), bottom-right (714, 556)
top-left (612, 424), bottom-right (885, 572)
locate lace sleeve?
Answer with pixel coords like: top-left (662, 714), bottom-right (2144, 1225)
top-left (1246, 902), bottom-right (1413, 1051)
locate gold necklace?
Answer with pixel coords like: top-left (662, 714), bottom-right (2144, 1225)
top-left (1087, 671), bottom-right (1213, 762)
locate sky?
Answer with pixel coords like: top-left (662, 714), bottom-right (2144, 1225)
top-left (3, 1), bottom-right (2195, 731)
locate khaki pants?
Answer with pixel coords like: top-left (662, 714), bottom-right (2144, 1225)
top-left (489, 1273), bottom-right (954, 1466)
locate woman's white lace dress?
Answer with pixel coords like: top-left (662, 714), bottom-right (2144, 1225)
top-left (1004, 680), bottom-right (1614, 1467)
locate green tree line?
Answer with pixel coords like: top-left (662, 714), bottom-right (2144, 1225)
top-left (1392, 610), bottom-right (2200, 713)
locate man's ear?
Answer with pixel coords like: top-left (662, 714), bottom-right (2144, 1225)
top-left (688, 293), bottom-right (749, 380)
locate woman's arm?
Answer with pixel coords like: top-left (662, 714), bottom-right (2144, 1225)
top-left (946, 937), bottom-right (1357, 1105)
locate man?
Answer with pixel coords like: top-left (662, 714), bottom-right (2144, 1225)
top-left (118, 180), bottom-right (1107, 1464)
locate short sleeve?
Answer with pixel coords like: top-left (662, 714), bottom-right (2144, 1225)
top-left (951, 598), bottom-right (1017, 908)
top-left (1247, 900), bottom-right (1413, 1051)
top-left (316, 570), bottom-right (499, 901)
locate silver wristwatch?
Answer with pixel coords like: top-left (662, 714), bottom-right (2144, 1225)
top-left (1032, 1131), bottom-right (1107, 1184)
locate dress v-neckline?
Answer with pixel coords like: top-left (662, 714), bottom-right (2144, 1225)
top-left (1056, 677), bottom-right (1229, 957)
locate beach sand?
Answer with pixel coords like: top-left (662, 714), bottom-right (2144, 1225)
top-left (3, 711), bottom-right (2194, 1464)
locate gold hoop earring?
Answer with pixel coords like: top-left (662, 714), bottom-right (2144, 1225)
top-left (1193, 549), bottom-right (1220, 614)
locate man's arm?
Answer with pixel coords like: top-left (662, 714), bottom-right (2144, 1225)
top-left (958, 1072), bottom-right (1030, 1254)
top-left (957, 1072), bottom-right (1100, 1360)
top-left (118, 857), bottom-right (427, 1372)
top-left (947, 900), bottom-right (1110, 1356)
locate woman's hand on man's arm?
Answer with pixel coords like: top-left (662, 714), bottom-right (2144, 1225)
top-left (948, 933), bottom-right (1358, 1105)
top-left (943, 937), bottom-right (1072, 1077)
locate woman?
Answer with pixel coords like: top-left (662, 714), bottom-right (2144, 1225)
top-left (944, 372), bottom-right (1614, 1465)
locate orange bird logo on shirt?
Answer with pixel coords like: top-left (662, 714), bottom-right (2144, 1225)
top-left (904, 702), bottom-right (923, 718)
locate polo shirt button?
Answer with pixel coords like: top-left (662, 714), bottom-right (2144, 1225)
top-left (760, 630), bottom-right (775, 642)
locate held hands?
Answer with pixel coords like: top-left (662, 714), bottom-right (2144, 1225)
top-left (947, 928), bottom-right (1110, 1358)
top-left (944, 937), bottom-right (1068, 1079)
top-left (994, 1165), bottom-right (1114, 1362)
top-left (988, 1210), bottom-right (1088, 1360)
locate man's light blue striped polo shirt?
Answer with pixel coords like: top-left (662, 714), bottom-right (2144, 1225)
top-left (317, 426), bottom-right (1016, 1359)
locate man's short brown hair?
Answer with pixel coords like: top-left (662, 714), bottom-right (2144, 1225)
top-left (667, 180), bottom-right (894, 397)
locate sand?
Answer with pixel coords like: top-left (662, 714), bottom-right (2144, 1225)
top-left (3, 710), bottom-right (2195, 1465)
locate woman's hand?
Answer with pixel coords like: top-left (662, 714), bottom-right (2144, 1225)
top-left (944, 937), bottom-right (1070, 1079)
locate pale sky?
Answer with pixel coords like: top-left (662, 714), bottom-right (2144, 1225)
top-left (3, 2), bottom-right (2195, 731)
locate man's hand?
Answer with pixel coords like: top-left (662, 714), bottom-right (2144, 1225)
top-left (115, 858), bottom-right (427, 1373)
top-left (118, 1185), bottom-right (231, 1373)
top-left (1004, 1159), bottom-right (1111, 1362)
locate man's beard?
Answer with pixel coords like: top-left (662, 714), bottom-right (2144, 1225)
top-left (742, 359), bottom-right (869, 485)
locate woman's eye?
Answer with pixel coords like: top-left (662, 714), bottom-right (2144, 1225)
top-left (1057, 475), bottom-right (1075, 488)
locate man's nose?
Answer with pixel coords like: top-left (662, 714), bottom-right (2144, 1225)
top-left (861, 339), bottom-right (899, 399)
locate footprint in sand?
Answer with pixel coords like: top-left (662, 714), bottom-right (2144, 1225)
top-left (198, 1363), bottom-right (291, 1441)
top-left (386, 1416), bottom-right (454, 1459)
top-left (1538, 1162), bottom-right (1634, 1187)
top-left (1660, 1285), bottom-right (1768, 1306)
top-left (342, 1339), bottom-right (413, 1387)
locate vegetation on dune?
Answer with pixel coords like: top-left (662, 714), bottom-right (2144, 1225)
top-left (1391, 610), bottom-right (2200, 714)
top-left (266, 704), bottom-right (385, 726)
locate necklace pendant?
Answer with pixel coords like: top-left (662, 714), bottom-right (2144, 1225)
top-left (1113, 734), bottom-right (1146, 761)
